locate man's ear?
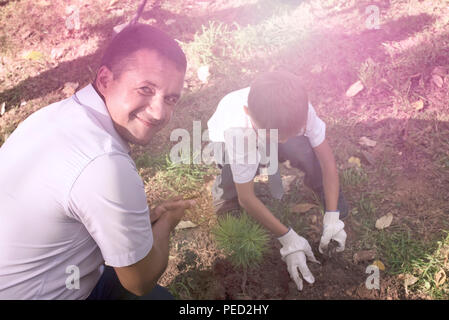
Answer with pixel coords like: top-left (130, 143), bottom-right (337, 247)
top-left (95, 65), bottom-right (114, 96)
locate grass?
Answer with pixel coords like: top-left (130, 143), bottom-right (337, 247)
top-left (138, 151), bottom-right (215, 198)
top-left (376, 230), bottom-right (449, 299)
top-left (340, 166), bottom-right (368, 189)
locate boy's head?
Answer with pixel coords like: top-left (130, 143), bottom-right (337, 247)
top-left (246, 71), bottom-right (308, 143)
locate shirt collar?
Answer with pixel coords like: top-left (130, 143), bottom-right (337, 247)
top-left (73, 84), bottom-right (131, 154)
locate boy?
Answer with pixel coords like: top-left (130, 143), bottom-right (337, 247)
top-left (207, 71), bottom-right (348, 291)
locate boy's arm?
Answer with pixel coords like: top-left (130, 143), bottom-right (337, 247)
top-left (234, 180), bottom-right (288, 237)
top-left (312, 138), bottom-right (347, 253)
top-left (312, 138), bottom-right (339, 212)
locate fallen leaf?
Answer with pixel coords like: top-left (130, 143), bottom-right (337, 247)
top-left (345, 80), bottom-right (364, 97)
top-left (113, 23), bottom-right (128, 34)
top-left (281, 175), bottom-right (297, 193)
top-left (21, 30), bottom-right (33, 40)
top-left (197, 65), bottom-right (210, 84)
top-left (22, 50), bottom-right (44, 61)
top-left (37, 0), bottom-right (51, 7)
top-left (62, 82), bottom-right (79, 96)
top-left (353, 249), bottom-right (376, 264)
top-left (432, 74), bottom-right (444, 88)
top-left (348, 156), bottom-right (361, 168)
top-left (165, 19), bottom-right (176, 25)
top-left (359, 136), bottom-right (377, 147)
top-left (0, 102), bottom-right (5, 116)
top-left (175, 220), bottom-right (197, 230)
top-left (375, 213), bottom-right (393, 230)
top-left (404, 273), bottom-right (419, 295)
top-left (435, 269), bottom-right (446, 288)
top-left (107, 0), bottom-right (119, 10)
top-left (50, 48), bottom-right (65, 60)
top-left (404, 274), bottom-right (418, 286)
top-left (412, 99), bottom-right (424, 111)
top-left (311, 64), bottom-right (323, 74)
top-left (432, 66), bottom-right (446, 77)
top-left (290, 203), bottom-right (317, 214)
top-left (360, 150), bottom-right (375, 166)
top-left (372, 260), bottom-right (385, 271)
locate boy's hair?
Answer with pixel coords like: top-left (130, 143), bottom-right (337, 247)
top-left (100, 23), bottom-right (187, 78)
top-left (247, 71), bottom-right (309, 138)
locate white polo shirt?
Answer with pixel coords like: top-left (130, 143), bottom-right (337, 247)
top-left (0, 85), bottom-right (153, 299)
top-left (207, 87), bottom-right (326, 183)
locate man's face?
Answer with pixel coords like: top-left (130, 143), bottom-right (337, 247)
top-left (99, 49), bottom-right (185, 146)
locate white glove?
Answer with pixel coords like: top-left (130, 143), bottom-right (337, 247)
top-left (278, 228), bottom-right (320, 291)
top-left (319, 211), bottom-right (347, 254)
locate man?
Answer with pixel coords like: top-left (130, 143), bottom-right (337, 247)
top-left (0, 24), bottom-right (193, 299)
top-left (207, 71), bottom-right (348, 291)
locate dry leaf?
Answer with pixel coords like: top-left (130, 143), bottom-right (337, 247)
top-left (360, 150), bottom-right (375, 166)
top-left (435, 269), bottom-right (446, 288)
top-left (412, 99), bottom-right (424, 111)
top-left (359, 136), bottom-right (377, 147)
top-left (175, 220), bottom-right (197, 230)
top-left (197, 65), bottom-right (210, 84)
top-left (37, 0), bottom-right (51, 7)
top-left (375, 213), bottom-right (393, 229)
top-left (22, 50), bottom-right (44, 61)
top-left (432, 66), bottom-right (446, 77)
top-left (348, 156), bottom-right (361, 168)
top-left (404, 273), bottom-right (419, 295)
top-left (345, 80), bottom-right (364, 97)
top-left (62, 82), bottom-right (79, 96)
top-left (311, 64), bottom-right (323, 74)
top-left (291, 203), bottom-right (317, 214)
top-left (353, 249), bottom-right (376, 263)
top-left (432, 74), bottom-right (444, 88)
top-left (50, 48), bottom-right (65, 60)
top-left (282, 175), bottom-right (297, 193)
top-left (372, 260), bottom-right (385, 271)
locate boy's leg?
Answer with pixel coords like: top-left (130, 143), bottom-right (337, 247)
top-left (86, 265), bottom-right (174, 300)
top-left (278, 136), bottom-right (349, 219)
top-left (211, 163), bottom-right (241, 215)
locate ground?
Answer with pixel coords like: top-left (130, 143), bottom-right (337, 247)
top-left (1, 0), bottom-right (449, 299)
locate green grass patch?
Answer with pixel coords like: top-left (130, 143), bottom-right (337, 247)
top-left (376, 230), bottom-right (449, 299)
top-left (340, 167), bottom-right (368, 189)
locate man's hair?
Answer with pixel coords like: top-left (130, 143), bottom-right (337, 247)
top-left (247, 71), bottom-right (309, 138)
top-left (100, 23), bottom-right (187, 78)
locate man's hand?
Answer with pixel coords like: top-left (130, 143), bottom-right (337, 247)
top-left (151, 198), bottom-right (196, 226)
top-left (278, 228), bottom-right (320, 291)
top-left (319, 211), bottom-right (346, 255)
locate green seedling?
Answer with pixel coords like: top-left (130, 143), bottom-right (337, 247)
top-left (212, 213), bottom-right (270, 293)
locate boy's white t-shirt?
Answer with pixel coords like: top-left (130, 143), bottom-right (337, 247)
top-left (0, 85), bottom-right (153, 299)
top-left (207, 87), bottom-right (326, 183)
